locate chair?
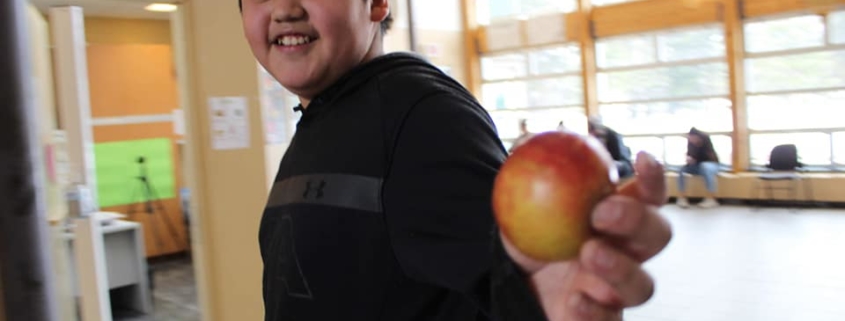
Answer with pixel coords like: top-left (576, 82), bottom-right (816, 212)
top-left (752, 144), bottom-right (814, 210)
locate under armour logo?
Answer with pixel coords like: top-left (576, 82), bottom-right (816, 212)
top-left (302, 180), bottom-right (326, 199)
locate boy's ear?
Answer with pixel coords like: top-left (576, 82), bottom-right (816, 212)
top-left (370, 0), bottom-right (390, 24)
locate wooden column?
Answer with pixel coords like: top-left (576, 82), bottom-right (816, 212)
top-left (460, 0), bottom-right (482, 97)
top-left (723, 0), bottom-right (749, 171)
top-left (577, 0), bottom-right (600, 117)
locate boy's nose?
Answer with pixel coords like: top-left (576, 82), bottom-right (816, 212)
top-left (271, 0), bottom-right (306, 23)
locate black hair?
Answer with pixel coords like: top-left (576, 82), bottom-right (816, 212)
top-left (238, 0), bottom-right (393, 33)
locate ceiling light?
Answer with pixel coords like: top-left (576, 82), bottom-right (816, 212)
top-left (145, 3), bottom-right (178, 12)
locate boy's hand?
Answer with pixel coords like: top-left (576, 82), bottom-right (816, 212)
top-left (502, 152), bottom-right (672, 320)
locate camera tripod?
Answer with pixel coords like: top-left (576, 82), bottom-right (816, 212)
top-left (127, 156), bottom-right (182, 252)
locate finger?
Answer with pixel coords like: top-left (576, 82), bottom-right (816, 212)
top-left (580, 240), bottom-right (655, 307)
top-left (591, 196), bottom-right (672, 261)
top-left (617, 152), bottom-right (666, 206)
top-left (565, 294), bottom-right (623, 321)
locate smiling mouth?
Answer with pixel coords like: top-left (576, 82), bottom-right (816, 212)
top-left (272, 34), bottom-right (315, 47)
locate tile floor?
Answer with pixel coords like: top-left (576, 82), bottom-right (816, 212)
top-left (626, 205), bottom-right (845, 321)
top-left (119, 205), bottom-right (845, 321)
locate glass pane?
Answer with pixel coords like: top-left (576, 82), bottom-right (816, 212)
top-left (481, 54), bottom-right (527, 81)
top-left (482, 81), bottom-right (528, 109)
top-left (657, 26), bottom-right (725, 62)
top-left (745, 15), bottom-right (826, 53)
top-left (747, 90), bottom-right (845, 130)
top-left (711, 135), bottom-right (733, 166)
top-left (600, 98), bottom-right (733, 135)
top-left (529, 45), bottom-right (582, 75)
top-left (625, 136), bottom-right (665, 164)
top-left (521, 0), bottom-right (578, 15)
top-left (592, 0), bottom-right (643, 6)
top-left (834, 132), bottom-right (845, 165)
top-left (597, 62), bottom-right (729, 102)
top-left (665, 136), bottom-right (689, 166)
top-left (750, 133), bottom-right (832, 166)
top-left (488, 0), bottom-right (519, 20)
top-left (527, 76), bottom-right (584, 107)
top-left (830, 10), bottom-right (845, 44)
top-left (490, 107), bottom-right (587, 139)
top-left (595, 34), bottom-right (655, 69)
top-left (745, 50), bottom-right (845, 93)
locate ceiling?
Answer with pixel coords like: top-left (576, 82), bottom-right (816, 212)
top-left (28, 0), bottom-right (174, 20)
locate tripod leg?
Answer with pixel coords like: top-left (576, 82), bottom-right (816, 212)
top-left (141, 179), bottom-right (167, 252)
top-left (146, 182), bottom-right (184, 250)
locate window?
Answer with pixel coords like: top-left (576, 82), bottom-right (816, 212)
top-left (596, 25), bottom-right (732, 166)
top-left (481, 44), bottom-right (587, 144)
top-left (591, 0), bottom-right (643, 6)
top-left (476, 0), bottom-right (577, 25)
top-left (744, 12), bottom-right (845, 170)
top-left (834, 132), bottom-right (845, 165)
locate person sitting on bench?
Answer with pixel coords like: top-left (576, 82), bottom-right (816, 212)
top-left (677, 127), bottom-right (720, 208)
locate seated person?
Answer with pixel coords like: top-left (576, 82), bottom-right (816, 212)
top-left (588, 117), bottom-right (634, 179)
top-left (508, 119), bottom-right (533, 154)
top-left (677, 127), bottom-right (720, 208)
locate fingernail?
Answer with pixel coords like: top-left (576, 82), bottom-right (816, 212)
top-left (593, 203), bottom-right (621, 228)
top-left (594, 246), bottom-right (615, 270)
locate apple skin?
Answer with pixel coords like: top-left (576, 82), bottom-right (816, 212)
top-left (493, 131), bottom-right (619, 261)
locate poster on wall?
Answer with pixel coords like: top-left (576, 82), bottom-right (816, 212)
top-left (209, 96), bottom-right (250, 150)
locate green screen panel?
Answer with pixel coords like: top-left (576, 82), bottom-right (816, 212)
top-left (94, 138), bottom-right (175, 208)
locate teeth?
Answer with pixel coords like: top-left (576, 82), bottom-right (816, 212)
top-left (275, 35), bottom-right (312, 46)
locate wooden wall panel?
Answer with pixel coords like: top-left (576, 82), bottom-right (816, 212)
top-left (592, 0), bottom-right (722, 38)
top-left (478, 12), bottom-right (581, 54)
top-left (87, 44), bottom-right (178, 118)
top-left (743, 0), bottom-right (845, 18)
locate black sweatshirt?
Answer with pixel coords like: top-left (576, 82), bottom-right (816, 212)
top-left (259, 53), bottom-right (547, 321)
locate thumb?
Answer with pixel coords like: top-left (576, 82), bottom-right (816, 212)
top-left (617, 152), bottom-right (666, 206)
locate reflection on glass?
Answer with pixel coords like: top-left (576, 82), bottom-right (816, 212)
top-left (625, 137), bottom-right (665, 164)
top-left (750, 133), bottom-right (832, 166)
top-left (745, 50), bottom-right (845, 93)
top-left (591, 0), bottom-right (643, 6)
top-left (597, 63), bottom-right (729, 102)
top-left (489, 108), bottom-right (587, 139)
top-left (595, 34), bottom-right (655, 69)
top-left (527, 76), bottom-right (584, 107)
top-left (477, 0), bottom-right (577, 25)
top-left (529, 45), bottom-right (582, 75)
top-left (744, 15), bottom-right (826, 53)
top-left (831, 11), bottom-right (845, 44)
top-left (834, 132), bottom-right (845, 165)
top-left (747, 90), bottom-right (845, 130)
top-left (600, 98), bottom-right (733, 135)
top-left (657, 26), bottom-right (725, 62)
top-left (481, 54), bottom-right (527, 81)
top-left (482, 81), bottom-right (529, 109)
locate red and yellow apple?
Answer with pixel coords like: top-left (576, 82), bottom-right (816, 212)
top-left (493, 131), bottom-right (620, 261)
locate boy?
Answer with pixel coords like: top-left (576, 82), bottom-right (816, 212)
top-left (238, 0), bottom-right (672, 320)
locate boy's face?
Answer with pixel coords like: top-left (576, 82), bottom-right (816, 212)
top-left (241, 0), bottom-right (389, 105)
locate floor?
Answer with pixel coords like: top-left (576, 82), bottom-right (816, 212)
top-left (115, 256), bottom-right (200, 321)
top-left (114, 205), bottom-right (845, 321)
top-left (626, 204), bottom-right (845, 321)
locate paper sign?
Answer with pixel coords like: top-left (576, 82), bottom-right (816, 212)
top-left (209, 96), bottom-right (250, 150)
top-left (485, 20), bottom-right (523, 51)
top-left (525, 13), bottom-right (567, 46)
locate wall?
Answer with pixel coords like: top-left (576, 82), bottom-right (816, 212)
top-left (412, 0), bottom-right (468, 85)
top-left (174, 0), bottom-right (268, 319)
top-left (84, 17), bottom-right (171, 45)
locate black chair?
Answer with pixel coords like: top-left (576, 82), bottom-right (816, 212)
top-left (752, 144), bottom-right (814, 210)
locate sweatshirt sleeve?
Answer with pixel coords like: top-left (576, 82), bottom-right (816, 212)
top-left (382, 92), bottom-right (548, 321)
